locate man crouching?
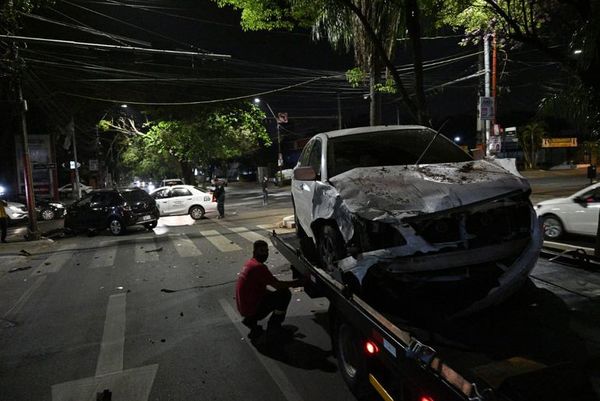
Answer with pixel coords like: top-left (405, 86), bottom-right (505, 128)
top-left (236, 240), bottom-right (303, 340)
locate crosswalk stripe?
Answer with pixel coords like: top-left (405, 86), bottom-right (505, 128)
top-left (200, 230), bottom-right (242, 252)
top-left (135, 240), bottom-right (159, 263)
top-left (31, 245), bottom-right (78, 276)
top-left (228, 227), bottom-right (270, 245)
top-left (172, 234), bottom-right (202, 257)
top-left (89, 247), bottom-right (118, 269)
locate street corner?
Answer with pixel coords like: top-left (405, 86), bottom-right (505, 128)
top-left (0, 238), bottom-right (56, 258)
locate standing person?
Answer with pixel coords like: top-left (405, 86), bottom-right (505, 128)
top-left (213, 180), bottom-right (225, 219)
top-left (236, 240), bottom-right (303, 340)
top-left (0, 198), bottom-right (8, 243)
top-left (261, 176), bottom-right (269, 206)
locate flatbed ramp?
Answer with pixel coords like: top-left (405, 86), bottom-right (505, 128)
top-left (272, 232), bottom-right (600, 401)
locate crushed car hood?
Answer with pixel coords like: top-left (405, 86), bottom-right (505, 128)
top-left (329, 160), bottom-right (531, 221)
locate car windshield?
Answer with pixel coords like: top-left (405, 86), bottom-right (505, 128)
top-left (327, 129), bottom-right (471, 177)
top-left (121, 190), bottom-right (152, 203)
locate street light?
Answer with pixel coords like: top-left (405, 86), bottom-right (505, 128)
top-left (254, 97), bottom-right (283, 186)
top-left (573, 49), bottom-right (583, 55)
top-left (454, 136), bottom-right (461, 143)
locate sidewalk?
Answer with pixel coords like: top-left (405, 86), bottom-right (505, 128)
top-left (0, 237), bottom-right (56, 256)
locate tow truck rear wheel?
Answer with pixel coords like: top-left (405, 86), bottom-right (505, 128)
top-left (331, 311), bottom-right (374, 400)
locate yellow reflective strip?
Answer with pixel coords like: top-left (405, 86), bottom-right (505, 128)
top-left (369, 374), bottom-right (394, 401)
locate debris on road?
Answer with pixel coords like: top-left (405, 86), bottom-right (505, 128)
top-left (19, 250), bottom-right (32, 256)
top-left (145, 247), bottom-right (163, 253)
top-left (8, 266), bottom-right (32, 273)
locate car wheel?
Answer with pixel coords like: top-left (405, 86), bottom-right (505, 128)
top-left (189, 205), bottom-right (205, 220)
top-left (331, 310), bottom-right (373, 400)
top-left (317, 224), bottom-right (346, 273)
top-left (144, 221), bottom-right (158, 230)
top-left (109, 218), bottom-right (125, 236)
top-left (40, 208), bottom-right (55, 221)
top-left (542, 215), bottom-right (564, 239)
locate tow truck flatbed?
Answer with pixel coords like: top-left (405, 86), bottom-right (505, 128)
top-left (272, 231), bottom-right (600, 401)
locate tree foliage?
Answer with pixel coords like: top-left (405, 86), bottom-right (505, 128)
top-left (1, 0), bottom-right (54, 27)
top-left (100, 102), bottom-right (269, 181)
top-left (518, 121), bottom-right (544, 169)
top-left (214, 0), bottom-right (432, 124)
top-left (441, 0), bottom-right (600, 130)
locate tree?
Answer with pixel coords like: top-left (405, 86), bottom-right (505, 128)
top-left (214, 0), bottom-right (432, 125)
top-left (440, 0), bottom-right (600, 130)
top-left (103, 102), bottom-right (270, 183)
top-left (518, 121), bottom-right (544, 169)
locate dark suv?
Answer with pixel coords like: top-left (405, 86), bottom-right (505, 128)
top-left (64, 188), bottom-right (159, 235)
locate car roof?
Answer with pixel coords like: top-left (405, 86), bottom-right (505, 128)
top-left (320, 124), bottom-right (430, 139)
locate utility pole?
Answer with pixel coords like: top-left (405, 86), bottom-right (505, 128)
top-left (337, 93), bottom-right (342, 130)
top-left (70, 117), bottom-right (81, 199)
top-left (483, 34), bottom-right (491, 156)
top-left (14, 45), bottom-right (40, 240)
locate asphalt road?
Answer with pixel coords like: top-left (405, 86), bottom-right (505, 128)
top-left (1, 173), bottom-right (598, 401)
top-left (0, 185), bottom-right (356, 401)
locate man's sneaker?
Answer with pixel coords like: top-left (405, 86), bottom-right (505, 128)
top-left (247, 326), bottom-right (264, 340)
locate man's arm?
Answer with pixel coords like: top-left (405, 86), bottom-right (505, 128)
top-left (270, 278), bottom-right (304, 290)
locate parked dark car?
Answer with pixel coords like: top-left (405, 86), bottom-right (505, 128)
top-left (64, 188), bottom-right (159, 235)
top-left (14, 196), bottom-right (66, 221)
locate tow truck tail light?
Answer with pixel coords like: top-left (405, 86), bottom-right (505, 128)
top-left (420, 397), bottom-right (434, 401)
top-left (365, 340), bottom-right (379, 355)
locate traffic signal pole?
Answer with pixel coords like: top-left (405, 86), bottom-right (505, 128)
top-left (15, 46), bottom-right (40, 240)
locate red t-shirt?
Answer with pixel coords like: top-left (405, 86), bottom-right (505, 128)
top-left (236, 258), bottom-right (277, 317)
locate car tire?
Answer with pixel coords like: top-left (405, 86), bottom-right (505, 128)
top-left (542, 215), bottom-right (564, 239)
top-left (189, 205), bottom-right (205, 220)
top-left (109, 218), bottom-right (125, 236)
top-left (40, 208), bottom-right (55, 221)
top-left (317, 224), bottom-right (346, 273)
top-left (331, 309), bottom-right (373, 400)
top-left (144, 221), bottom-right (158, 230)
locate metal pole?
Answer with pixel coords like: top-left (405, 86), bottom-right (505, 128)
top-left (277, 123), bottom-right (282, 187)
top-left (483, 34), bottom-right (491, 156)
top-left (71, 117), bottom-right (81, 199)
top-left (337, 93), bottom-right (342, 129)
top-left (15, 47), bottom-right (40, 240)
top-left (263, 101), bottom-right (283, 186)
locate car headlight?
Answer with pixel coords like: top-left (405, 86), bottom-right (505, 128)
top-left (49, 203), bottom-right (63, 208)
top-left (9, 205), bottom-right (21, 211)
top-left (351, 217), bottom-right (406, 254)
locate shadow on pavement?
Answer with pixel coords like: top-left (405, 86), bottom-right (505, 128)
top-left (251, 325), bottom-right (337, 372)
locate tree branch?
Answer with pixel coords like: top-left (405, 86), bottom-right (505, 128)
top-left (335, 0), bottom-right (420, 123)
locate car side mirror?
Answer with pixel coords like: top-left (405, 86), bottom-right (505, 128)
top-left (294, 166), bottom-right (317, 181)
top-left (573, 196), bottom-right (588, 207)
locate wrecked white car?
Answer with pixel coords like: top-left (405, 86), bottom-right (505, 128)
top-left (292, 125), bottom-right (542, 315)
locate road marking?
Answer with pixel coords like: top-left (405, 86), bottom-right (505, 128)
top-left (52, 292), bottom-right (158, 401)
top-left (219, 299), bottom-right (305, 401)
top-left (135, 240), bottom-right (159, 263)
top-left (229, 226), bottom-right (270, 245)
top-left (32, 250), bottom-right (72, 276)
top-left (89, 247), bottom-right (118, 269)
top-left (172, 234), bottom-right (202, 257)
top-left (3, 276), bottom-right (46, 320)
top-left (96, 293), bottom-right (126, 376)
top-left (200, 230), bottom-right (242, 252)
